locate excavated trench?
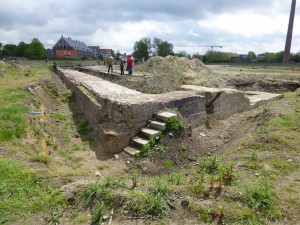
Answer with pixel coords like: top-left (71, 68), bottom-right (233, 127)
top-left (56, 66), bottom-right (284, 155)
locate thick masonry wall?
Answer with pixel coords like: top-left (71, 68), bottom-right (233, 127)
top-left (57, 68), bottom-right (206, 154)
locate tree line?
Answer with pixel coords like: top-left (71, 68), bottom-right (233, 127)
top-left (1, 36), bottom-right (299, 63)
top-left (0, 38), bottom-right (46, 59)
top-left (132, 37), bottom-right (300, 63)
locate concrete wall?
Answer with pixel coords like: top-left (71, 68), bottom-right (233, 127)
top-left (57, 68), bottom-right (206, 154)
top-left (181, 85), bottom-right (251, 119)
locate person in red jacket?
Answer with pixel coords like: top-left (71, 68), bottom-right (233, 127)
top-left (127, 55), bottom-right (134, 75)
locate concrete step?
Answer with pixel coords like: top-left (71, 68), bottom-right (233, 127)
top-left (156, 112), bottom-right (177, 122)
top-left (149, 120), bottom-right (166, 131)
top-left (123, 146), bottom-right (140, 156)
top-left (132, 137), bottom-right (149, 148)
top-left (141, 128), bottom-right (161, 138)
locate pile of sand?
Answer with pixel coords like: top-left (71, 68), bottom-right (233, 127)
top-left (136, 56), bottom-right (210, 80)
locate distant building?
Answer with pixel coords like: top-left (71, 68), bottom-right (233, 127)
top-left (88, 46), bottom-right (100, 59)
top-left (99, 49), bottom-right (113, 60)
top-left (53, 35), bottom-right (93, 59)
top-left (257, 53), bottom-right (266, 61)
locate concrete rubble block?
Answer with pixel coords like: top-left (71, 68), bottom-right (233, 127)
top-left (132, 137), bottom-right (149, 148)
top-left (244, 91), bottom-right (283, 109)
top-left (180, 85), bottom-right (251, 119)
top-left (156, 112), bottom-right (177, 122)
top-left (141, 128), bottom-right (161, 138)
top-left (123, 146), bottom-right (140, 156)
top-left (149, 121), bottom-right (167, 131)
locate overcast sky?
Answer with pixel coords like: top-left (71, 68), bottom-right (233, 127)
top-left (1, 0), bottom-right (299, 55)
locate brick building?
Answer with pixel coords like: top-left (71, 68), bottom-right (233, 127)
top-left (53, 35), bottom-right (93, 59)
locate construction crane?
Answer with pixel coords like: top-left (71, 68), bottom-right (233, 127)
top-left (178, 45), bottom-right (223, 53)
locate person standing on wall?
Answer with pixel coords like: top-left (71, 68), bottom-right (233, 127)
top-left (127, 55), bottom-right (134, 75)
top-left (107, 55), bottom-right (114, 74)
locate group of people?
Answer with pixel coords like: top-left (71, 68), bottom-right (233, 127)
top-left (107, 55), bottom-right (134, 76)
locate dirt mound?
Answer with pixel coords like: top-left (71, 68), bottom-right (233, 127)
top-left (131, 56), bottom-right (215, 93)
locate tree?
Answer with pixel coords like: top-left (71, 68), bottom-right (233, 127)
top-left (25, 38), bottom-right (46, 59)
top-left (2, 44), bottom-right (17, 57)
top-left (133, 37), bottom-right (152, 61)
top-left (152, 38), bottom-right (174, 57)
top-left (16, 42), bottom-right (29, 57)
top-left (248, 51), bottom-right (256, 60)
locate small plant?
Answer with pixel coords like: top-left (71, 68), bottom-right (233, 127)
top-left (91, 202), bottom-right (108, 225)
top-left (47, 211), bottom-right (61, 225)
top-left (167, 172), bottom-right (183, 185)
top-left (103, 176), bottom-right (125, 189)
top-left (209, 205), bottom-right (225, 223)
top-left (139, 144), bottom-right (151, 155)
top-left (149, 137), bottom-right (156, 147)
top-left (150, 178), bottom-right (171, 197)
top-left (242, 182), bottom-right (274, 211)
top-left (145, 194), bottom-right (168, 217)
top-left (198, 207), bottom-right (210, 222)
top-left (156, 145), bottom-right (167, 153)
top-left (131, 169), bottom-right (139, 189)
top-left (32, 155), bottom-right (51, 164)
top-left (164, 160), bottom-right (174, 167)
top-left (198, 155), bottom-right (219, 174)
top-left (166, 117), bottom-right (184, 131)
top-left (81, 180), bottom-right (109, 207)
top-left (221, 162), bottom-right (235, 181)
top-left (179, 145), bottom-right (187, 151)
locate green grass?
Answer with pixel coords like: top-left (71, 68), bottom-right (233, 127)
top-left (0, 157), bottom-right (64, 223)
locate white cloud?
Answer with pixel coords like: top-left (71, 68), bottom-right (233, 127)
top-left (0, 0), bottom-right (299, 55)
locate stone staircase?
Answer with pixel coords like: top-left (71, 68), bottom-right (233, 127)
top-left (123, 111), bottom-right (177, 156)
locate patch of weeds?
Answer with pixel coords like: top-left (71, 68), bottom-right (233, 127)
top-left (32, 155), bottom-right (51, 164)
top-left (52, 113), bottom-right (68, 121)
top-left (63, 133), bottom-right (71, 143)
top-left (220, 162), bottom-right (235, 182)
top-left (242, 181), bottom-right (274, 211)
top-left (197, 155), bottom-right (219, 174)
top-left (81, 180), bottom-right (110, 207)
top-left (166, 172), bottom-right (184, 185)
top-left (98, 165), bottom-right (109, 170)
top-left (72, 144), bottom-right (81, 151)
top-left (0, 157), bottom-right (64, 223)
top-left (259, 163), bottom-right (278, 179)
top-left (190, 172), bottom-right (205, 195)
top-left (166, 117), bottom-right (184, 131)
top-left (46, 137), bottom-right (59, 150)
top-left (256, 125), bottom-right (268, 134)
top-left (270, 114), bottom-right (293, 127)
top-left (164, 160), bottom-right (174, 167)
top-left (198, 206), bottom-right (210, 222)
top-left (91, 202), bottom-right (108, 225)
top-left (59, 149), bottom-right (72, 158)
top-left (156, 145), bottom-right (167, 153)
top-left (179, 145), bottom-right (187, 151)
top-left (0, 100), bottom-right (29, 141)
top-left (127, 190), bottom-right (148, 215)
top-left (47, 211), bottom-right (61, 225)
top-left (77, 215), bottom-right (89, 223)
top-left (150, 178), bottom-right (171, 197)
top-left (271, 158), bottom-right (299, 172)
top-left (145, 194), bottom-right (168, 217)
top-left (102, 176), bottom-right (126, 189)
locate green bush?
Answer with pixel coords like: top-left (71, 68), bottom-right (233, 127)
top-left (166, 117), bottom-right (184, 130)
